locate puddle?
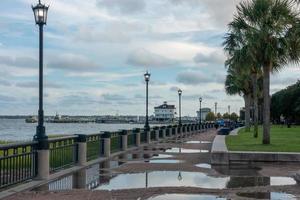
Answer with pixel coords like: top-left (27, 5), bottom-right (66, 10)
top-left (146, 159), bottom-right (183, 164)
top-left (226, 176), bottom-right (296, 188)
top-left (165, 148), bottom-right (209, 153)
top-left (185, 141), bottom-right (212, 144)
top-left (48, 175), bottom-right (73, 191)
top-left (195, 163), bottom-right (211, 169)
top-left (147, 194), bottom-right (226, 200)
top-left (270, 177), bottom-right (297, 186)
top-left (95, 171), bottom-right (230, 190)
top-left (100, 160), bottom-right (125, 169)
top-left (151, 154), bottom-right (173, 159)
top-left (185, 141), bottom-right (201, 144)
top-left (237, 192), bottom-right (297, 200)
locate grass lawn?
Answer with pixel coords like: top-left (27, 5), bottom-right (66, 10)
top-left (226, 125), bottom-right (300, 152)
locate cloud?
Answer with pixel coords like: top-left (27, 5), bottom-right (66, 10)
top-left (127, 49), bottom-right (178, 68)
top-left (97, 0), bottom-right (146, 14)
top-left (176, 71), bottom-right (211, 85)
top-left (168, 0), bottom-right (241, 27)
top-left (183, 94), bottom-right (215, 100)
top-left (170, 86), bottom-right (180, 92)
top-left (102, 94), bottom-right (127, 101)
top-left (0, 79), bottom-right (11, 86)
top-left (0, 55), bottom-right (37, 69)
top-left (59, 95), bottom-right (99, 106)
top-left (0, 95), bottom-right (16, 102)
top-left (15, 81), bottom-right (64, 89)
top-left (47, 54), bottom-right (100, 72)
top-left (194, 51), bottom-right (225, 65)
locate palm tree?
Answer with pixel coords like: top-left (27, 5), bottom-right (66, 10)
top-left (225, 65), bottom-right (252, 131)
top-left (225, 0), bottom-right (300, 144)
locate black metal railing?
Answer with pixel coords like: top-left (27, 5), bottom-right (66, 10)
top-left (110, 133), bottom-right (122, 153)
top-left (49, 136), bottom-right (78, 173)
top-left (86, 134), bottom-right (103, 161)
top-left (127, 132), bottom-right (136, 147)
top-left (0, 141), bottom-right (37, 189)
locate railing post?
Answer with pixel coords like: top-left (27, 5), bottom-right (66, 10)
top-left (154, 127), bottom-right (159, 141)
top-left (167, 125), bottom-right (172, 138)
top-left (121, 130), bottom-right (128, 151)
top-left (161, 126), bottom-right (166, 138)
top-left (77, 134), bottom-right (87, 166)
top-left (37, 140), bottom-right (49, 180)
top-left (146, 130), bottom-right (151, 144)
top-left (102, 132), bottom-right (111, 157)
top-left (173, 125), bottom-right (178, 138)
top-left (134, 128), bottom-right (141, 147)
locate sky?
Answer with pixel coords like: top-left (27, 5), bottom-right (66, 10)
top-left (0, 0), bottom-right (299, 116)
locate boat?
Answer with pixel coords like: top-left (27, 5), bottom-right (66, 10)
top-left (25, 116), bottom-right (38, 123)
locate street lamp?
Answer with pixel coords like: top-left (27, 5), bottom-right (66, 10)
top-left (32, 0), bottom-right (49, 144)
top-left (178, 89), bottom-right (182, 126)
top-left (199, 97), bottom-right (202, 124)
top-left (144, 71), bottom-right (150, 131)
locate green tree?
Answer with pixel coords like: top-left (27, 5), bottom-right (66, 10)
top-left (216, 113), bottom-right (222, 119)
top-left (223, 113), bottom-right (230, 119)
top-left (205, 112), bottom-right (216, 121)
top-left (225, 64), bottom-right (252, 131)
top-left (230, 112), bottom-right (239, 121)
top-left (224, 0), bottom-right (300, 144)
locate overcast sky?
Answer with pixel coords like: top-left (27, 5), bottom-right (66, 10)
top-left (0, 0), bottom-right (299, 116)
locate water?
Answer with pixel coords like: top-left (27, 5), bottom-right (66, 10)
top-left (185, 141), bottom-right (212, 144)
top-left (0, 118), bottom-right (144, 141)
top-left (165, 148), bottom-right (209, 153)
top-left (147, 160), bottom-right (183, 164)
top-left (148, 194), bottom-right (226, 200)
top-left (195, 163), bottom-right (211, 169)
top-left (237, 192), bottom-right (297, 200)
top-left (95, 171), bottom-right (230, 190)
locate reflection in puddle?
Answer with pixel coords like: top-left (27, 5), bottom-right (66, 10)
top-left (148, 194), bottom-right (226, 200)
top-left (226, 176), bottom-right (296, 188)
top-left (237, 192), bottom-right (297, 200)
top-left (48, 175), bottom-right (73, 191)
top-left (147, 159), bottom-right (183, 164)
top-left (195, 163), bottom-right (211, 169)
top-left (152, 154), bottom-right (173, 159)
top-left (271, 177), bottom-right (297, 186)
top-left (95, 171), bottom-right (230, 190)
top-left (185, 141), bottom-right (212, 144)
top-left (165, 148), bottom-right (209, 153)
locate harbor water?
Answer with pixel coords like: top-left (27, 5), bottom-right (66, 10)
top-left (0, 118), bottom-right (145, 141)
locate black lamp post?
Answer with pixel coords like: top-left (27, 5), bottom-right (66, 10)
top-left (199, 97), bottom-right (202, 124)
top-left (178, 89), bottom-right (182, 126)
top-left (32, 0), bottom-right (49, 144)
top-left (144, 71), bottom-right (150, 131)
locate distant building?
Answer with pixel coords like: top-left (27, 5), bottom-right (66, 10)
top-left (196, 108), bottom-right (211, 122)
top-left (154, 101), bottom-right (176, 121)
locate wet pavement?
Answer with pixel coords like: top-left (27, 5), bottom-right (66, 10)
top-left (6, 129), bottom-right (300, 200)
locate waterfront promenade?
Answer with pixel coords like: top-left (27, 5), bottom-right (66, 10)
top-left (2, 125), bottom-right (300, 200)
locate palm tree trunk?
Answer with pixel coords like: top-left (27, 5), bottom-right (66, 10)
top-left (251, 72), bottom-right (259, 138)
top-left (244, 94), bottom-right (251, 132)
top-left (263, 64), bottom-right (271, 144)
